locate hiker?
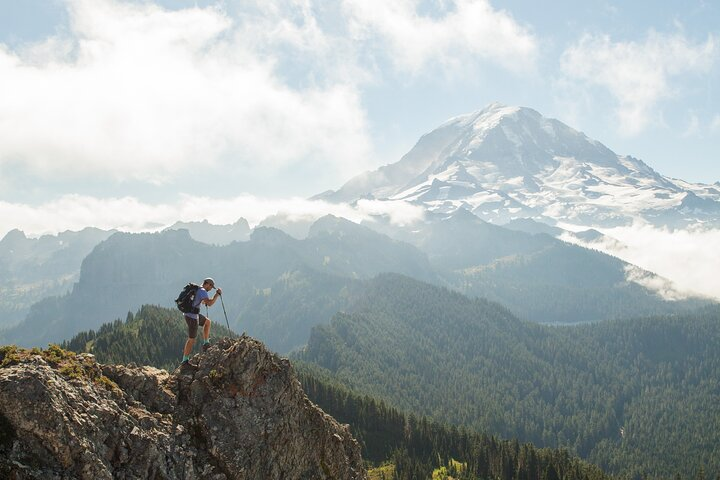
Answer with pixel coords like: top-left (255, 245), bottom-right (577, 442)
top-left (182, 277), bottom-right (222, 364)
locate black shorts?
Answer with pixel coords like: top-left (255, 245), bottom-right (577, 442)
top-left (185, 314), bottom-right (208, 339)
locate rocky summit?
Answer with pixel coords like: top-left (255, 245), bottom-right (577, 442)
top-left (0, 337), bottom-right (366, 480)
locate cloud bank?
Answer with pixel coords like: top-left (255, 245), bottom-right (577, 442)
top-left (575, 223), bottom-right (720, 301)
top-left (0, 194), bottom-right (426, 239)
top-left (0, 0), bottom-right (372, 184)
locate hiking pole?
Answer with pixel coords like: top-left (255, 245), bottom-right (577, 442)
top-left (219, 292), bottom-right (231, 332)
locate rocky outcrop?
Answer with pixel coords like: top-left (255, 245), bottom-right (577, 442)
top-left (0, 337), bottom-right (366, 480)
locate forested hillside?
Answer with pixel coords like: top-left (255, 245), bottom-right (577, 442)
top-left (298, 370), bottom-right (607, 480)
top-left (298, 274), bottom-right (720, 478)
top-left (57, 304), bottom-right (609, 480)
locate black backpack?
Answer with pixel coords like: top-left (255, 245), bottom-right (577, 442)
top-left (175, 283), bottom-right (200, 314)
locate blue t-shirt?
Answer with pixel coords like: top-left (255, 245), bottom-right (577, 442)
top-left (186, 287), bottom-right (210, 320)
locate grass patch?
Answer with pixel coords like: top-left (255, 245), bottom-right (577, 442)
top-left (432, 459), bottom-right (467, 480)
top-left (0, 344), bottom-right (118, 391)
top-left (368, 463), bottom-right (395, 480)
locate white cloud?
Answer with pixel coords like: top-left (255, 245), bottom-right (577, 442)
top-left (342, 0), bottom-right (538, 75)
top-left (580, 223), bottom-right (720, 301)
top-left (711, 114), bottom-right (720, 132)
top-left (623, 264), bottom-right (692, 301)
top-left (682, 114), bottom-right (701, 138)
top-left (227, 0), bottom-right (371, 86)
top-left (356, 198), bottom-right (426, 225)
top-left (561, 31), bottom-right (717, 135)
top-left (0, 194), bottom-right (424, 239)
top-left (0, 195), bottom-right (173, 236)
top-left (0, 0), bottom-right (373, 184)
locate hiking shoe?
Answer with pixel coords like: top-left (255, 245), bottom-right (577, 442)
top-left (202, 342), bottom-right (211, 351)
top-left (180, 359), bottom-right (190, 366)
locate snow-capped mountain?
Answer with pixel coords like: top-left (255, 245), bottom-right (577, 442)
top-left (320, 103), bottom-right (720, 228)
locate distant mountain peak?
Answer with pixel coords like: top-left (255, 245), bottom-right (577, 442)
top-left (165, 217), bottom-right (251, 245)
top-left (442, 102), bottom-right (523, 129)
top-left (323, 103), bottom-right (720, 228)
top-left (308, 214), bottom-right (356, 233)
top-left (0, 228), bottom-right (27, 244)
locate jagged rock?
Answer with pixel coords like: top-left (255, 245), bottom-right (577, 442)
top-left (0, 337), bottom-right (366, 480)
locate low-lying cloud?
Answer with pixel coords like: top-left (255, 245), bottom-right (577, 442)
top-left (0, 194), bottom-right (426, 239)
top-left (572, 223), bottom-right (720, 301)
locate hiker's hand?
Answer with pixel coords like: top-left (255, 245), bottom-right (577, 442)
top-left (216, 288), bottom-right (222, 296)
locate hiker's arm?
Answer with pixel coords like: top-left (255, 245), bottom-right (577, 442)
top-left (204, 289), bottom-right (222, 306)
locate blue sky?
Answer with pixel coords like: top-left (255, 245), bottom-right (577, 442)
top-left (0, 0), bottom-right (718, 235)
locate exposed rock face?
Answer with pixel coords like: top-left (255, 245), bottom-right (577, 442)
top-left (0, 337), bottom-right (366, 479)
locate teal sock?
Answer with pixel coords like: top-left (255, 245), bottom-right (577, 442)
top-left (203, 339), bottom-right (210, 344)
top-left (182, 354), bottom-right (190, 362)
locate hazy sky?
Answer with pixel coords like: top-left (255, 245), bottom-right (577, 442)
top-left (0, 0), bottom-right (718, 235)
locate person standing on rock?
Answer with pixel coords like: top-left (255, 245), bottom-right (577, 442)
top-left (182, 277), bottom-right (222, 365)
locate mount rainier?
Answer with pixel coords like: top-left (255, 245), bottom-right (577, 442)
top-left (320, 103), bottom-right (720, 229)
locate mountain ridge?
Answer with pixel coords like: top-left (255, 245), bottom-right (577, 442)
top-left (3, 212), bottom-right (709, 350)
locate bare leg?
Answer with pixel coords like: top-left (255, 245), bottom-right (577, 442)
top-left (203, 318), bottom-right (211, 340)
top-left (183, 337), bottom-right (195, 356)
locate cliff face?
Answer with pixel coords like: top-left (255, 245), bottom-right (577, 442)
top-left (0, 337), bottom-right (366, 480)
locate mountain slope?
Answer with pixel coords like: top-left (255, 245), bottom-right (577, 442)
top-left (366, 210), bottom-right (709, 323)
top-left (297, 274), bottom-right (720, 478)
top-left (0, 227), bottom-right (114, 328)
top-left (323, 103), bottom-right (720, 228)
